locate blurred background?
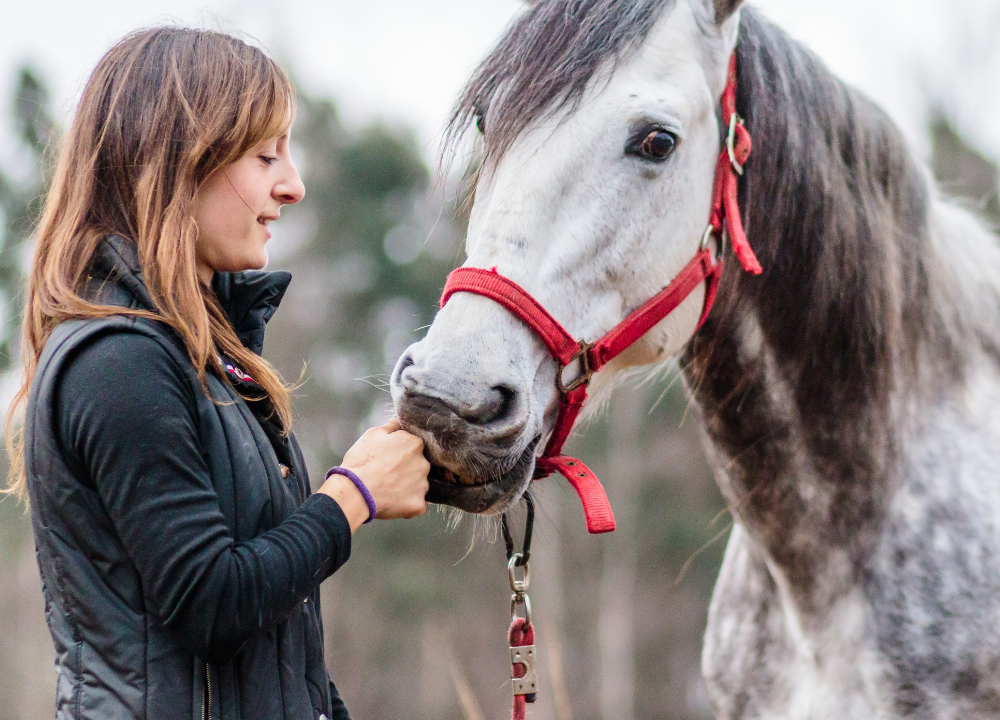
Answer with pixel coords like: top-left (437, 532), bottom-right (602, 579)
top-left (0, 1), bottom-right (998, 719)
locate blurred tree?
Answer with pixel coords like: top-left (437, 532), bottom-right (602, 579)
top-left (0, 68), bottom-right (55, 371)
top-left (930, 113), bottom-right (1000, 228)
top-left (0, 67), bottom-right (60, 720)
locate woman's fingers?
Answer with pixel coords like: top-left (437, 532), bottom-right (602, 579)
top-left (336, 422), bottom-right (431, 522)
top-left (381, 417), bottom-right (401, 433)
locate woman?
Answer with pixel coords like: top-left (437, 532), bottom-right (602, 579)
top-left (5, 27), bottom-right (430, 720)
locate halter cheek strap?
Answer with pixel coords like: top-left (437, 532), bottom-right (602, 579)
top-left (438, 53), bottom-right (760, 535)
top-left (712, 54), bottom-right (759, 274)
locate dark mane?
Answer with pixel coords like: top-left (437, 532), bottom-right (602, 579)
top-left (683, 9), bottom-right (956, 566)
top-left (710, 7), bottom-right (945, 408)
top-left (446, 0), bottom-right (675, 164)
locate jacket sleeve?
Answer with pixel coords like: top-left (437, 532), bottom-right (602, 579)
top-left (55, 331), bottom-right (352, 664)
top-left (329, 680), bottom-right (351, 720)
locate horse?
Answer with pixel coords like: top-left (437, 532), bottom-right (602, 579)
top-left (390, 0), bottom-right (1000, 717)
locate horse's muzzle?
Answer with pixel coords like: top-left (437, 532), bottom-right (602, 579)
top-left (423, 437), bottom-right (539, 513)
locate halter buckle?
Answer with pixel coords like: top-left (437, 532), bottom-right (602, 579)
top-left (557, 342), bottom-right (594, 394)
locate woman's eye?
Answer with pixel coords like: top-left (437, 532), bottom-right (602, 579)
top-left (475, 113), bottom-right (486, 135)
top-left (259, 155), bottom-right (278, 165)
top-left (628, 129), bottom-right (677, 162)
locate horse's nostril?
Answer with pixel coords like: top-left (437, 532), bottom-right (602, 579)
top-left (457, 384), bottom-right (516, 426)
top-left (393, 353), bottom-right (416, 387)
top-left (394, 356), bottom-right (521, 433)
top-left (494, 385), bottom-right (517, 423)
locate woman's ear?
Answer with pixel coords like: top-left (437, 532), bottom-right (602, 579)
top-left (713, 0), bottom-right (745, 24)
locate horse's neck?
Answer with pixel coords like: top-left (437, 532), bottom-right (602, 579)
top-left (682, 199), bottom-right (1000, 613)
top-left (677, 8), bottom-right (1000, 613)
top-left (682, 303), bottom-right (893, 613)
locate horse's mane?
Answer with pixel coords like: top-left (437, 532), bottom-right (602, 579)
top-left (701, 9), bottom-right (931, 419)
top-left (686, 9), bottom-right (1000, 508)
top-left (703, 8), bottom-right (1000, 411)
top-left (445, 0), bottom-right (676, 165)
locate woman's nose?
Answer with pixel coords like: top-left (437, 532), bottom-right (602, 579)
top-left (276, 162), bottom-right (305, 205)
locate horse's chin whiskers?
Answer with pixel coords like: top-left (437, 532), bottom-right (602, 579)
top-left (438, 507), bottom-right (506, 565)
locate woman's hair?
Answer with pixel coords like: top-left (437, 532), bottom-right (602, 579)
top-left (5, 27), bottom-right (297, 498)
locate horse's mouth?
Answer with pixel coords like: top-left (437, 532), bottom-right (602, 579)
top-left (424, 437), bottom-right (540, 514)
top-left (429, 465), bottom-right (484, 487)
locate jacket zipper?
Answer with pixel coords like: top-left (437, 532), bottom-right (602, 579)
top-left (203, 663), bottom-right (211, 720)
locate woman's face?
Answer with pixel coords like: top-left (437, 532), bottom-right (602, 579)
top-left (192, 130), bottom-right (305, 283)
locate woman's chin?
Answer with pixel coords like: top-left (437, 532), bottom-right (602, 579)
top-left (234, 248), bottom-right (269, 272)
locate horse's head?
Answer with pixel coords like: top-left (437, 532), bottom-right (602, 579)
top-left (391, 0), bottom-right (746, 514)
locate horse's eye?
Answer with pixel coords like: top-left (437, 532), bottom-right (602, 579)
top-left (475, 113), bottom-right (486, 135)
top-left (628, 129), bottom-right (677, 162)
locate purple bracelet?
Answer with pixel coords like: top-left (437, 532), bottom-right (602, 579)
top-left (326, 467), bottom-right (377, 524)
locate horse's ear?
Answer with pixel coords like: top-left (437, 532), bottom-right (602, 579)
top-left (713, 0), bottom-right (744, 24)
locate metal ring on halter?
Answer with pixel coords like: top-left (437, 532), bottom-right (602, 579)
top-left (511, 593), bottom-right (532, 625)
top-left (508, 554), bottom-right (530, 594)
top-left (700, 224), bottom-right (727, 261)
top-left (700, 224), bottom-right (716, 251)
top-left (727, 112), bottom-right (744, 176)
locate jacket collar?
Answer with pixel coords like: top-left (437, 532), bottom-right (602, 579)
top-left (89, 235), bottom-right (292, 355)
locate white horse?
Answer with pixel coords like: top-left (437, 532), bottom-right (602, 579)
top-left (391, 0), bottom-right (1000, 717)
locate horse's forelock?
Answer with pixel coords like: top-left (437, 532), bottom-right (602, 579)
top-left (444, 0), bottom-right (677, 170)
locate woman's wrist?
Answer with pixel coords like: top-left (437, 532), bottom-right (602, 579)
top-left (326, 467), bottom-right (376, 521)
top-left (318, 471), bottom-right (371, 534)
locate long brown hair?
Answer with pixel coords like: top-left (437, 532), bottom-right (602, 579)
top-left (5, 27), bottom-right (297, 498)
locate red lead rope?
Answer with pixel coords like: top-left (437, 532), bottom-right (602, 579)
top-left (440, 53), bottom-right (760, 535)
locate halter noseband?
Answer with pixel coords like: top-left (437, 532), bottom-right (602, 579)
top-left (440, 54), bottom-right (761, 534)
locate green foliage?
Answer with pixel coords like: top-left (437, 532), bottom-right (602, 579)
top-left (336, 126), bottom-right (428, 199)
top-left (13, 69), bottom-right (56, 155)
top-left (0, 68), bottom-right (56, 371)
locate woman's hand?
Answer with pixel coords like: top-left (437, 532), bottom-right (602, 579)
top-left (319, 418), bottom-right (430, 532)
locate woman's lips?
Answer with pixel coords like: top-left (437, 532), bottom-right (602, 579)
top-left (257, 216), bottom-right (273, 239)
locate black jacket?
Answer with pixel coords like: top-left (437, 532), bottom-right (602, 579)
top-left (25, 235), bottom-right (352, 720)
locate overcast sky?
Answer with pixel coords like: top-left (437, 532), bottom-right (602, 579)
top-left (3, 0), bottom-right (999, 169)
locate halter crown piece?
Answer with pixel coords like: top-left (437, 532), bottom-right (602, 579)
top-left (440, 54), bottom-right (760, 534)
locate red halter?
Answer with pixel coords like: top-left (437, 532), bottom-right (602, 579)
top-left (440, 54), bottom-right (760, 534)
